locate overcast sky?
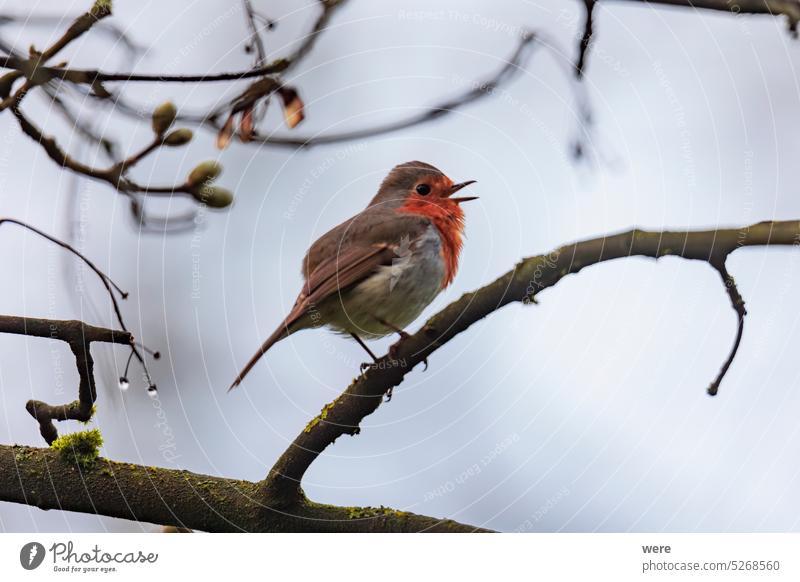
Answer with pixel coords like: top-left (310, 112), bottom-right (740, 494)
top-left (2, 0), bottom-right (800, 532)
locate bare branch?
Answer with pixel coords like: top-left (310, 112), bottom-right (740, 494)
top-left (0, 218), bottom-right (158, 438)
top-left (37, 1), bottom-right (111, 60)
top-left (0, 0), bottom-right (347, 85)
top-left (606, 0), bottom-right (800, 35)
top-left (0, 53), bottom-right (290, 85)
top-left (242, 0), bottom-right (268, 67)
top-left (0, 217), bottom-right (127, 298)
top-left (0, 316), bottom-right (131, 443)
top-left (10, 103), bottom-right (198, 194)
top-left (191, 30), bottom-right (538, 149)
top-left (707, 259), bottom-right (747, 395)
top-left (42, 84), bottom-right (118, 159)
top-left (0, 1), bottom-right (349, 86)
top-left (0, 315), bottom-right (130, 345)
top-left (0, 3), bottom-right (204, 207)
top-left (281, 0), bottom-right (348, 74)
top-left (26, 29), bottom-right (540, 153)
top-left (0, 13), bottom-right (144, 58)
top-left (576, 0), bottom-right (596, 77)
top-left (264, 220), bottom-right (800, 500)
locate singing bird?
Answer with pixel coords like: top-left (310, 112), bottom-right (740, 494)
top-left (230, 161), bottom-right (477, 390)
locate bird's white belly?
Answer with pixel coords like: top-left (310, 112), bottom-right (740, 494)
top-left (322, 226), bottom-right (445, 338)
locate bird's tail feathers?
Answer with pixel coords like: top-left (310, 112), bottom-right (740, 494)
top-left (228, 322), bottom-right (291, 391)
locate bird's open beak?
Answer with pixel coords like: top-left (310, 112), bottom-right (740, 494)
top-left (448, 180), bottom-right (478, 203)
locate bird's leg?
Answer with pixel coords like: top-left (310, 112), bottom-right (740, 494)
top-left (375, 316), bottom-right (411, 341)
top-left (350, 332), bottom-right (379, 373)
top-left (374, 316), bottom-right (428, 372)
top-left (351, 328), bottom-right (398, 402)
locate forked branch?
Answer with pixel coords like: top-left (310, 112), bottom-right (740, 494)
top-left (0, 218), bottom-right (154, 442)
top-left (2, 220), bottom-right (799, 531)
top-left (264, 220), bottom-right (800, 501)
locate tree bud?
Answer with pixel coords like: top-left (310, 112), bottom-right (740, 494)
top-left (151, 101), bottom-right (177, 135)
top-left (163, 128), bottom-right (193, 146)
top-left (194, 185), bottom-right (234, 209)
top-left (187, 160), bottom-right (222, 186)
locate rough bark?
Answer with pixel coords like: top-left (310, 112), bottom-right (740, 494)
top-left (0, 445), bottom-right (485, 532)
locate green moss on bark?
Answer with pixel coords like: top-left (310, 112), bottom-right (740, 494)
top-left (50, 429), bottom-right (103, 469)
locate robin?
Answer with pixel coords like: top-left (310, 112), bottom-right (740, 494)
top-left (230, 161), bottom-right (477, 390)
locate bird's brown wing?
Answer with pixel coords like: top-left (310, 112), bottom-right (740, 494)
top-left (303, 207), bottom-right (430, 276)
top-left (284, 241), bottom-right (399, 332)
top-left (229, 243), bottom-right (397, 390)
top-left (303, 243), bottom-right (396, 304)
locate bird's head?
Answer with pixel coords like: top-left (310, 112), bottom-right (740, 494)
top-left (369, 161), bottom-right (477, 215)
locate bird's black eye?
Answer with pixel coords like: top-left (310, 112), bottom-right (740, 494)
top-left (416, 184), bottom-right (431, 196)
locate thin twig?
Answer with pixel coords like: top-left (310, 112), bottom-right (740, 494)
top-left (281, 0), bottom-right (348, 74)
top-left (41, 83), bottom-right (118, 159)
top-left (707, 259), bottom-right (747, 395)
top-left (0, 13), bottom-right (145, 59)
top-left (94, 30), bottom-right (539, 150)
top-left (0, 53), bottom-right (290, 84)
top-left (10, 103), bottom-right (193, 196)
top-left (0, 218), bottom-right (127, 298)
top-left (606, 0), bottom-right (800, 35)
top-left (576, 0), bottom-right (596, 77)
top-left (0, 218), bottom-right (159, 433)
top-left (242, 0), bottom-right (268, 66)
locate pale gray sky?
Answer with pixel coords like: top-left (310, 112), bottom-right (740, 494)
top-left (1, 0), bottom-right (800, 532)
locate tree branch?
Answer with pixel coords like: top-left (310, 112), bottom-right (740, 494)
top-left (606, 0), bottom-right (800, 34)
top-left (281, 0), bottom-right (348, 75)
top-left (707, 258), bottom-right (747, 395)
top-left (0, 444), bottom-right (485, 532)
top-left (242, 0), bottom-right (268, 68)
top-left (264, 220), bottom-right (800, 500)
top-left (576, 0), bottom-right (596, 77)
top-left (51, 26), bottom-right (539, 151)
top-left (0, 316), bottom-right (132, 443)
top-left (0, 3), bottom-right (213, 217)
top-left (0, 315), bottom-right (130, 345)
top-left (4, 220), bottom-right (799, 531)
top-left (0, 13), bottom-right (145, 60)
top-left (177, 30), bottom-right (539, 149)
top-left (0, 0), bottom-right (348, 85)
top-left (575, 0), bottom-right (800, 76)
top-left (9, 102), bottom-right (201, 196)
top-left (0, 53), bottom-right (290, 85)
top-left (0, 219), bottom-right (160, 439)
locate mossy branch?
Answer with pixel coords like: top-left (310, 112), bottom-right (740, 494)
top-left (0, 444), bottom-right (485, 533)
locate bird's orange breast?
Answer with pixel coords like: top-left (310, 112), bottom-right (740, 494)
top-left (397, 199), bottom-right (465, 288)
